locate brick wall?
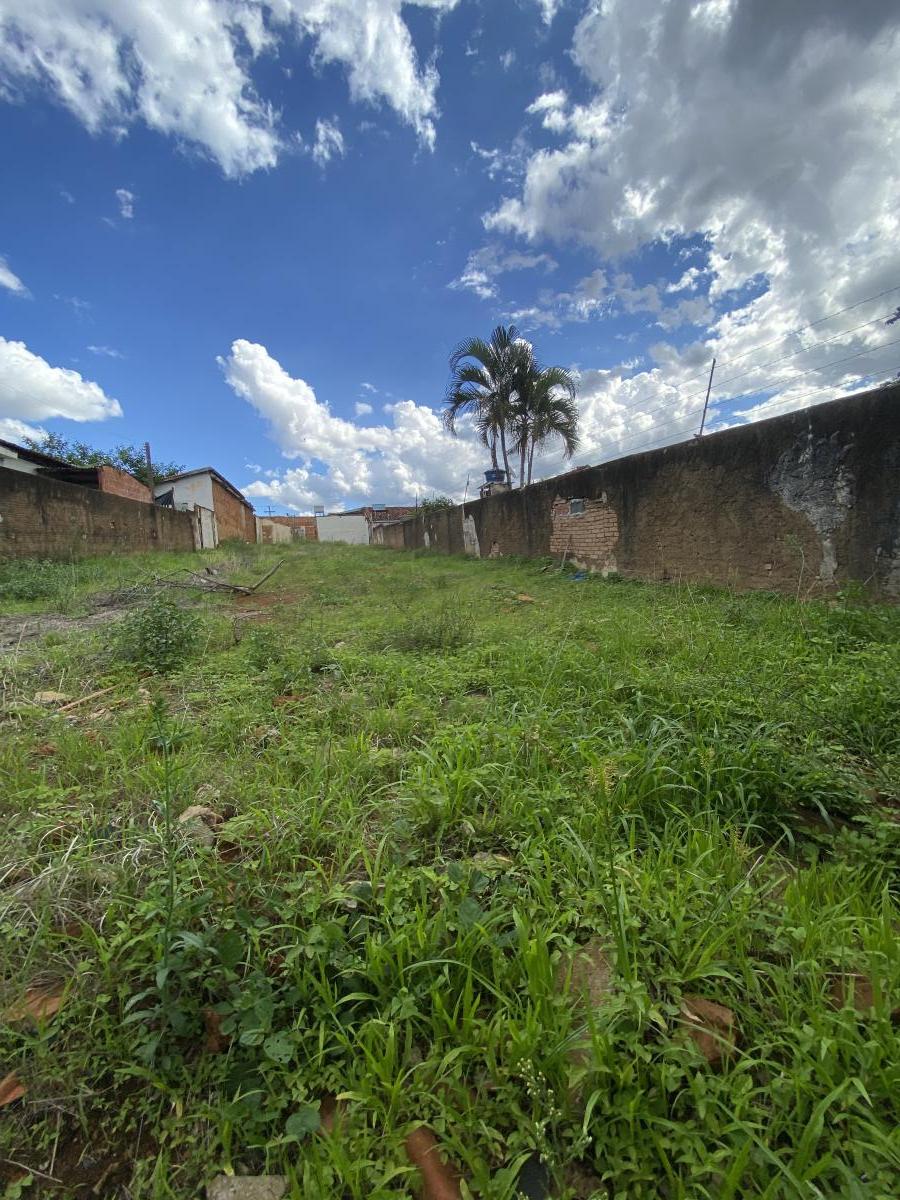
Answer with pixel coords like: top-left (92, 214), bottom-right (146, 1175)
top-left (97, 466), bottom-right (152, 503)
top-left (211, 478), bottom-right (256, 542)
top-left (268, 515), bottom-right (319, 541)
top-left (0, 468), bottom-right (195, 559)
top-left (549, 495), bottom-right (620, 573)
top-left (376, 383), bottom-right (900, 599)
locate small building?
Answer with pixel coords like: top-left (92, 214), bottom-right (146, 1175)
top-left (0, 438), bottom-right (151, 502)
top-left (154, 468), bottom-right (255, 547)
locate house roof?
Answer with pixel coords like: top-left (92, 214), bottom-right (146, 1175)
top-left (157, 466), bottom-right (253, 509)
top-left (0, 438), bottom-right (72, 470)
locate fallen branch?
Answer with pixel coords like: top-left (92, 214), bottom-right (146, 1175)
top-left (155, 575), bottom-right (252, 595)
top-left (247, 558), bottom-right (285, 593)
top-left (56, 687), bottom-right (116, 713)
top-left (154, 557), bottom-right (285, 596)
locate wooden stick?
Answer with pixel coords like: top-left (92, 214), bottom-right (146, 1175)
top-left (56, 686), bottom-right (115, 713)
top-left (248, 558), bottom-right (285, 592)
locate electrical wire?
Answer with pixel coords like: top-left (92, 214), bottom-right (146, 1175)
top-left (599, 364), bottom-right (898, 466)
top-left (712, 307), bottom-right (898, 392)
top-left (600, 281), bottom-right (900, 417)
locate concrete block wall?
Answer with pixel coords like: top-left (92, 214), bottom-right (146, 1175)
top-left (0, 468), bottom-right (195, 559)
top-left (378, 383), bottom-right (900, 599)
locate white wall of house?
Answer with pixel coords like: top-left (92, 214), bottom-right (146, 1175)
top-left (155, 473), bottom-right (214, 512)
top-left (316, 514), bottom-right (370, 545)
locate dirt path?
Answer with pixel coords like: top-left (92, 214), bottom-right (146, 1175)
top-left (0, 608), bottom-right (126, 653)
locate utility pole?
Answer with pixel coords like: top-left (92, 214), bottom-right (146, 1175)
top-left (144, 441), bottom-right (153, 486)
top-left (698, 358), bottom-right (717, 437)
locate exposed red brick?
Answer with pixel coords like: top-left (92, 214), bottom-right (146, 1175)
top-left (211, 477), bottom-right (256, 542)
top-left (0, 469), bottom-right (195, 559)
top-left (96, 465), bottom-right (151, 503)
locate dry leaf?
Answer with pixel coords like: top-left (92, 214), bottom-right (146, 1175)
top-left (4, 985), bottom-right (65, 1023)
top-left (679, 994), bottom-right (737, 1065)
top-left (202, 1007), bottom-right (226, 1054)
top-left (33, 742), bottom-right (57, 757)
top-left (405, 1126), bottom-right (462, 1200)
top-left (0, 1071), bottom-right (26, 1107)
top-left (318, 1093), bottom-right (343, 1135)
top-left (515, 594), bottom-right (536, 603)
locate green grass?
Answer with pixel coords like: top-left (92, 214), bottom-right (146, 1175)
top-left (1, 543), bottom-right (898, 1198)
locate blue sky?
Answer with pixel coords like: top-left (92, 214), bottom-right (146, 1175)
top-left (1, 1), bottom-right (898, 511)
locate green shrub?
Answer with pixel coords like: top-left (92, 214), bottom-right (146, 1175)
top-left (0, 558), bottom-right (73, 602)
top-left (116, 595), bottom-right (200, 673)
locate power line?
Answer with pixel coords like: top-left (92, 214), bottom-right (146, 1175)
top-left (596, 281), bottom-right (900, 420)
top-left (601, 364), bottom-right (898, 466)
top-left (712, 333), bottom-right (900, 406)
top-left (713, 281), bottom-right (900, 373)
top-left (712, 307), bottom-right (898, 393)
top-left (706, 366), bottom-right (900, 432)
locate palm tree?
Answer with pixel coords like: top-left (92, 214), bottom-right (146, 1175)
top-left (511, 358), bottom-right (579, 487)
top-left (442, 325), bottom-right (522, 483)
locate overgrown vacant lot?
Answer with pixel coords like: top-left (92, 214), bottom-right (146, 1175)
top-left (1, 544), bottom-right (899, 1199)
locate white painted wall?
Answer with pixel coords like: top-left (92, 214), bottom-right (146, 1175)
top-left (256, 518), bottom-right (292, 544)
top-left (316, 514), bottom-right (370, 545)
top-left (155, 473), bottom-right (215, 512)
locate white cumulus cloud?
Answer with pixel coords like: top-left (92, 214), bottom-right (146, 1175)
top-left (450, 243), bottom-right (557, 300)
top-left (484, 0), bottom-right (900, 450)
top-left (220, 338), bottom-right (485, 509)
top-left (0, 0), bottom-right (460, 176)
top-left (0, 337), bottom-right (123, 426)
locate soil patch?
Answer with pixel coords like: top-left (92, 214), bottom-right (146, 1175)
top-left (0, 608), bottom-right (127, 653)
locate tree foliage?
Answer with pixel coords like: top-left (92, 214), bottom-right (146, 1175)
top-left (419, 495), bottom-right (454, 514)
top-left (23, 432), bottom-right (184, 488)
top-left (442, 325), bottom-right (578, 488)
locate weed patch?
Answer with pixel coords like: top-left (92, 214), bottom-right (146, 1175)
top-left (115, 594), bottom-right (201, 673)
top-left (1, 544), bottom-right (898, 1197)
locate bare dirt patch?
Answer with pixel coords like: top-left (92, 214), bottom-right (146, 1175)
top-left (0, 608), bottom-right (128, 653)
